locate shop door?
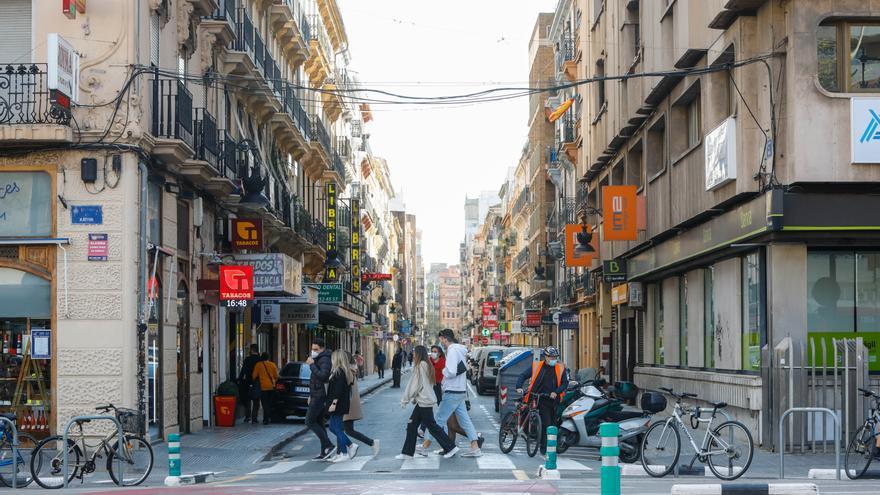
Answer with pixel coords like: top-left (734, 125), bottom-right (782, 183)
top-left (620, 317), bottom-right (636, 384)
top-left (176, 281), bottom-right (190, 434)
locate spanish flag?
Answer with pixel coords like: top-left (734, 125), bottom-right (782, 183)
top-left (547, 98), bottom-right (574, 123)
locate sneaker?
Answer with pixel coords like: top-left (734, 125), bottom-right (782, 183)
top-left (477, 434), bottom-right (485, 449)
top-left (330, 453), bottom-right (349, 463)
top-left (433, 448), bottom-right (446, 455)
top-left (348, 443), bottom-right (359, 459)
top-left (415, 444), bottom-right (427, 456)
top-left (442, 446), bottom-right (460, 459)
top-left (460, 448), bottom-right (482, 458)
top-left (371, 439), bottom-right (380, 456)
top-left (395, 454), bottom-right (413, 460)
top-left (413, 452), bottom-right (427, 458)
top-left (319, 446), bottom-right (336, 461)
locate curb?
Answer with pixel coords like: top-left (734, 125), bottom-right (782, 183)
top-left (808, 468), bottom-right (880, 479)
top-left (180, 472), bottom-right (215, 485)
top-left (671, 483), bottom-right (818, 495)
top-left (620, 464), bottom-right (742, 477)
top-left (260, 372), bottom-right (401, 462)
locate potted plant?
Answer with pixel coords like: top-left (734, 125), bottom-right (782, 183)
top-left (214, 380), bottom-right (238, 427)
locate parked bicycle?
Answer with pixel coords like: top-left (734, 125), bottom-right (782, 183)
top-left (30, 404), bottom-right (153, 489)
top-left (498, 393), bottom-right (550, 457)
top-left (640, 387), bottom-right (753, 480)
top-left (845, 387), bottom-right (880, 479)
top-left (0, 413), bottom-right (36, 487)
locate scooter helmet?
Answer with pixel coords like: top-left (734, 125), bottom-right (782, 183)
top-left (543, 346), bottom-right (560, 358)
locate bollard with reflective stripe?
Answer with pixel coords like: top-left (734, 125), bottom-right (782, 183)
top-left (165, 433), bottom-right (181, 486)
top-left (546, 425), bottom-right (558, 470)
top-left (599, 422), bottom-right (620, 495)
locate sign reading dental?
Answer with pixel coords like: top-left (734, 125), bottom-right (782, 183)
top-left (704, 116), bottom-right (737, 190)
top-left (852, 98), bottom-right (880, 163)
top-left (48, 33), bottom-right (80, 106)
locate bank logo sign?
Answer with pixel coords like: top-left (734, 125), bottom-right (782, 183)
top-left (852, 98), bottom-right (880, 163)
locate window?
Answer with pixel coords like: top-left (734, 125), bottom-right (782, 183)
top-left (687, 97), bottom-right (701, 148)
top-left (592, 0), bottom-right (604, 26)
top-left (611, 161), bottom-right (624, 185)
top-left (742, 252), bottom-right (762, 371)
top-left (680, 274), bottom-right (688, 367)
top-left (646, 117), bottom-right (667, 179)
top-left (626, 141), bottom-right (644, 190)
top-left (818, 21), bottom-right (880, 92)
top-left (704, 267), bottom-right (715, 368)
top-left (807, 250), bottom-right (880, 332)
top-left (147, 181), bottom-right (163, 246)
top-left (0, 171), bottom-right (52, 237)
top-left (177, 201), bottom-right (190, 254)
top-left (653, 284), bottom-right (664, 364)
top-left (671, 83), bottom-right (701, 158)
top-left (595, 59), bottom-right (606, 115)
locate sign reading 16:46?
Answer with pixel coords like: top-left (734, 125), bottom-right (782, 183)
top-left (852, 97), bottom-right (880, 163)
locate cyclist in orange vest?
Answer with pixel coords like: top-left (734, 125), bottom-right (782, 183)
top-left (515, 346), bottom-right (569, 456)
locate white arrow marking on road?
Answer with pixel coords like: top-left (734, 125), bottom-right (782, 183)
top-left (476, 453), bottom-right (516, 470)
top-left (248, 461), bottom-right (307, 475)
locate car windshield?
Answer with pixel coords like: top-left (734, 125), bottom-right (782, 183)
top-left (487, 351), bottom-right (503, 366)
top-left (281, 362), bottom-right (311, 380)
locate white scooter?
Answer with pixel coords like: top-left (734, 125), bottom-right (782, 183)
top-left (556, 382), bottom-right (666, 463)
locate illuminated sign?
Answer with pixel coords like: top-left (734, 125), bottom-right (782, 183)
top-left (325, 182), bottom-right (337, 280)
top-left (231, 218), bottom-right (263, 250)
top-left (48, 33), bottom-right (79, 105)
top-left (362, 273), bottom-right (393, 282)
top-left (351, 199), bottom-right (360, 293)
top-left (602, 185), bottom-right (638, 241)
top-left (219, 265), bottom-right (254, 301)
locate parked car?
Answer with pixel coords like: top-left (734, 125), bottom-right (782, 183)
top-left (476, 346), bottom-right (527, 395)
top-left (469, 346), bottom-right (502, 386)
top-left (273, 361), bottom-right (311, 420)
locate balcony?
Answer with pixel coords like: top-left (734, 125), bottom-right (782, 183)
top-left (557, 34), bottom-right (577, 82)
top-left (304, 14), bottom-right (333, 86)
top-left (328, 149), bottom-right (346, 183)
top-left (0, 64), bottom-right (73, 143)
top-left (180, 107), bottom-right (221, 183)
top-left (306, 114), bottom-right (332, 173)
top-left (150, 76), bottom-right (194, 167)
top-left (513, 187), bottom-right (531, 217)
top-left (201, 0), bottom-right (236, 47)
top-left (203, 131), bottom-right (242, 196)
top-left (188, 0), bottom-right (219, 17)
top-left (223, 8), bottom-right (279, 117)
top-left (271, 85), bottom-right (310, 159)
top-left (558, 113), bottom-right (578, 163)
top-left (269, 0), bottom-right (310, 66)
top-left (514, 247), bottom-right (530, 272)
top-left (294, 202), bottom-right (327, 250)
top-left (322, 68), bottom-right (350, 122)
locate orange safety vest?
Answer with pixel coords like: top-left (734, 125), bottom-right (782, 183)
top-left (525, 360), bottom-right (564, 403)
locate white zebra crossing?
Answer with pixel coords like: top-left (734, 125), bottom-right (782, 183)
top-left (325, 455), bottom-right (374, 472)
top-left (248, 460), bottom-right (308, 475)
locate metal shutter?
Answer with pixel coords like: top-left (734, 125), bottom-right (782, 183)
top-left (150, 13), bottom-right (160, 66)
top-left (0, 0), bottom-right (32, 64)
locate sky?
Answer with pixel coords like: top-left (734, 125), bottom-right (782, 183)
top-left (338, 0), bottom-right (559, 266)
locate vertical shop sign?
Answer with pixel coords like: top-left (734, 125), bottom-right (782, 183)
top-left (351, 198), bottom-right (361, 293)
top-left (602, 185), bottom-right (638, 241)
top-left (325, 182), bottom-right (337, 280)
top-left (481, 301), bottom-right (499, 328)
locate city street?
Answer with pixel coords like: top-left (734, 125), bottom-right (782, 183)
top-left (39, 378), bottom-right (880, 494)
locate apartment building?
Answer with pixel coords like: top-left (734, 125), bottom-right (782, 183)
top-left (439, 265), bottom-right (462, 335)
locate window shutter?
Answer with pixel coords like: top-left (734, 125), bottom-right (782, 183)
top-left (0, 0), bottom-right (32, 64)
top-left (150, 13), bottom-right (160, 66)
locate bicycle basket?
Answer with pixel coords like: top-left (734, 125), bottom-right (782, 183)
top-left (115, 408), bottom-right (145, 436)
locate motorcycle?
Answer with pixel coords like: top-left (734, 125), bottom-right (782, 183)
top-left (556, 381), bottom-right (665, 463)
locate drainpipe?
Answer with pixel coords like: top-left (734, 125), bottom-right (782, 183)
top-left (137, 160), bottom-right (149, 430)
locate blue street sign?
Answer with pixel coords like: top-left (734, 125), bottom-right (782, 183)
top-left (71, 205), bottom-right (103, 224)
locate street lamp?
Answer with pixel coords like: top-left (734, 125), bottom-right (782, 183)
top-left (574, 207), bottom-right (601, 255)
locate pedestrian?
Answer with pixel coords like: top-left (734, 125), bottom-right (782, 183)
top-left (515, 346), bottom-right (568, 456)
top-left (396, 345), bottom-right (458, 460)
top-left (306, 338), bottom-right (336, 460)
top-left (417, 345), bottom-right (445, 441)
top-left (407, 350), bottom-right (413, 367)
top-left (429, 328), bottom-right (483, 457)
top-left (252, 352), bottom-right (278, 425)
top-left (344, 352), bottom-right (379, 455)
top-left (376, 348), bottom-right (386, 379)
top-left (238, 344), bottom-right (261, 423)
top-left (391, 345), bottom-right (404, 388)
top-left (354, 351), bottom-right (365, 379)
top-left (326, 350), bottom-right (356, 463)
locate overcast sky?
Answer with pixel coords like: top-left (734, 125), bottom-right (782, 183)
top-left (338, 0), bottom-right (558, 267)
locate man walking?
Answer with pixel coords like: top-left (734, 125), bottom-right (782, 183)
top-left (516, 346), bottom-right (568, 456)
top-left (376, 348), bottom-right (386, 379)
top-left (431, 328), bottom-right (482, 457)
top-left (238, 344), bottom-right (261, 423)
top-left (391, 345), bottom-right (404, 388)
top-left (306, 338), bottom-right (335, 460)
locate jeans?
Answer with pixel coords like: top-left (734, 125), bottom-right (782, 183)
top-left (344, 419), bottom-right (374, 446)
top-left (328, 414), bottom-right (352, 454)
top-left (404, 406), bottom-right (454, 456)
top-left (305, 396), bottom-right (333, 452)
top-left (434, 391), bottom-right (478, 443)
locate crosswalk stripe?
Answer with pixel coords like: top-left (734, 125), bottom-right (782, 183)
top-left (476, 453), bottom-right (517, 470)
top-left (555, 458), bottom-right (592, 471)
top-left (248, 460), bottom-right (308, 475)
top-left (325, 455), bottom-right (373, 472)
top-left (400, 455), bottom-right (440, 470)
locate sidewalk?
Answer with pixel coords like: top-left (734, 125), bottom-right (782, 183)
top-left (151, 370), bottom-right (402, 476)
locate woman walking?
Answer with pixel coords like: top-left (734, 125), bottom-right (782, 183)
top-left (326, 350), bottom-right (356, 463)
top-left (251, 352), bottom-right (278, 425)
top-left (397, 346), bottom-right (458, 460)
top-left (417, 345), bottom-right (445, 440)
top-left (344, 351), bottom-right (379, 455)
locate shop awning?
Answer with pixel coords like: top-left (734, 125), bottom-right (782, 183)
top-left (319, 304), bottom-right (366, 326)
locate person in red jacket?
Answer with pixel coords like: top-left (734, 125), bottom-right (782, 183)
top-left (429, 345), bottom-right (446, 403)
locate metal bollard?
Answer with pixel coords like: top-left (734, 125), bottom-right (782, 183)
top-left (164, 433), bottom-right (181, 486)
top-left (600, 422), bottom-right (621, 495)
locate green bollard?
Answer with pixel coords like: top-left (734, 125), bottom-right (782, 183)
top-left (165, 433), bottom-right (181, 486)
top-left (599, 422), bottom-right (620, 495)
top-left (546, 425), bottom-right (558, 470)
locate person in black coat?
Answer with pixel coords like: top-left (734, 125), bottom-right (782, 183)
top-left (238, 344), bottom-right (261, 423)
top-left (306, 338), bottom-right (335, 460)
top-left (376, 349), bottom-right (387, 379)
top-left (326, 350), bottom-right (356, 463)
top-left (391, 346), bottom-right (404, 388)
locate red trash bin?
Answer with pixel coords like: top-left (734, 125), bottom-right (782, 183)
top-left (214, 395), bottom-right (237, 427)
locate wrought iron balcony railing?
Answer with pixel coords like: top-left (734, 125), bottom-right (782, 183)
top-left (220, 132), bottom-right (243, 181)
top-left (513, 187), bottom-right (531, 215)
top-left (0, 64), bottom-right (71, 126)
top-left (514, 247), bottom-right (530, 271)
top-left (294, 202), bottom-right (327, 247)
top-left (233, 7), bottom-right (254, 54)
top-left (151, 75), bottom-right (194, 149)
top-left (207, 0), bottom-right (236, 24)
top-left (331, 149), bottom-right (346, 180)
top-left (559, 113), bottom-right (576, 144)
top-left (193, 108), bottom-right (219, 169)
top-left (284, 86), bottom-right (310, 140)
top-left (310, 115), bottom-right (332, 156)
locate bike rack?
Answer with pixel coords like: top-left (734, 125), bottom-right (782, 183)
top-left (778, 407), bottom-right (841, 480)
top-left (62, 415), bottom-right (126, 488)
top-left (0, 416), bottom-right (20, 489)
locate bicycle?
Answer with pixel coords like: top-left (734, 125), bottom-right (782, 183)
top-left (640, 387), bottom-right (754, 480)
top-left (498, 392), bottom-right (551, 458)
top-left (0, 413), bottom-right (36, 487)
top-left (845, 387), bottom-right (880, 479)
top-left (30, 404), bottom-right (154, 489)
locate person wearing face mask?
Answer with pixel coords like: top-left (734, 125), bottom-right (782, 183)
top-left (306, 337), bottom-right (336, 460)
top-left (515, 346), bottom-right (568, 456)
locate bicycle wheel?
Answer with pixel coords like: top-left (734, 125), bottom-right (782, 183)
top-left (0, 432), bottom-right (36, 487)
top-left (845, 424), bottom-right (877, 480)
top-left (31, 436), bottom-right (80, 490)
top-left (641, 420), bottom-right (680, 477)
top-left (107, 435), bottom-right (154, 486)
top-left (706, 421), bottom-right (754, 481)
top-left (524, 411), bottom-right (542, 458)
top-left (499, 412), bottom-right (518, 454)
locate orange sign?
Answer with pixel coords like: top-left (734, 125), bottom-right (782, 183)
top-left (602, 185), bottom-right (638, 241)
top-left (232, 218), bottom-right (263, 250)
top-left (564, 224), bottom-right (598, 267)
